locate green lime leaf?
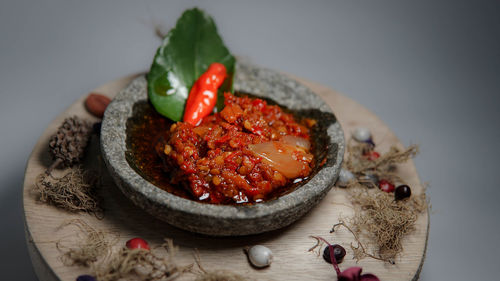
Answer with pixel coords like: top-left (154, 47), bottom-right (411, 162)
top-left (147, 8), bottom-right (235, 121)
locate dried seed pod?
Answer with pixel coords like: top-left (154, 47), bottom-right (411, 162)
top-left (48, 116), bottom-right (92, 173)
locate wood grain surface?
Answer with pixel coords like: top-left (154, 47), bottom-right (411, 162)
top-left (23, 74), bottom-right (429, 281)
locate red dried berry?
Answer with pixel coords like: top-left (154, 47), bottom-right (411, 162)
top-left (126, 238), bottom-right (150, 250)
top-left (379, 179), bottom-right (395, 193)
top-left (363, 151), bottom-right (380, 161)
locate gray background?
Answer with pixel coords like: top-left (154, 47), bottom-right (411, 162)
top-left (1, 0), bottom-right (499, 280)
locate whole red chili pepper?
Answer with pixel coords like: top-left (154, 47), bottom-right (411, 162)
top-left (183, 63), bottom-right (227, 125)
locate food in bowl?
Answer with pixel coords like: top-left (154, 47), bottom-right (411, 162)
top-left (134, 8), bottom-right (321, 205)
top-left (156, 92), bottom-right (317, 204)
top-left (104, 62), bottom-right (343, 236)
top-left (104, 9), bottom-right (341, 236)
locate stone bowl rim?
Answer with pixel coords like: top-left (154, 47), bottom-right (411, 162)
top-left (100, 62), bottom-right (344, 233)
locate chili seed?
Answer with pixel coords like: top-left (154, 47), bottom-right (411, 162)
top-left (163, 144), bottom-right (172, 155)
top-left (305, 118), bottom-right (317, 127)
top-left (229, 139), bottom-right (238, 148)
top-left (169, 123), bottom-right (177, 132)
top-left (239, 166), bottom-right (248, 175)
top-left (212, 176), bottom-right (221, 185)
top-left (184, 146), bottom-right (194, 156)
top-left (243, 120), bottom-right (252, 131)
top-left (215, 156), bottom-right (224, 165)
top-left (198, 165), bottom-right (209, 172)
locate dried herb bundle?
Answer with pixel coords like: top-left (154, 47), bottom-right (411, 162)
top-left (94, 239), bottom-right (191, 281)
top-left (329, 137), bottom-right (427, 263)
top-left (33, 116), bottom-right (102, 215)
top-left (343, 187), bottom-right (427, 262)
top-left (57, 219), bottom-right (115, 266)
top-left (34, 167), bottom-right (102, 216)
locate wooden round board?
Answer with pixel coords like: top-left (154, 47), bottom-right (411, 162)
top-left (23, 73), bottom-right (429, 281)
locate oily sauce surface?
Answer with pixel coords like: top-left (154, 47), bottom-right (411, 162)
top-left (126, 95), bottom-right (332, 205)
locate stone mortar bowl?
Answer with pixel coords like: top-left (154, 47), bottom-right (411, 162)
top-left (101, 62), bottom-right (344, 236)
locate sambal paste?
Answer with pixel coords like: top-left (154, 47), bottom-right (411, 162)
top-left (157, 93), bottom-right (316, 204)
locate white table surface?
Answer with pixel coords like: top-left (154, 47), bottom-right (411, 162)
top-left (1, 0), bottom-right (499, 280)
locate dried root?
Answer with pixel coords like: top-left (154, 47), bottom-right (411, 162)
top-left (308, 236), bottom-right (325, 256)
top-left (194, 271), bottom-right (248, 281)
top-left (94, 239), bottom-right (191, 281)
top-left (57, 219), bottom-right (115, 266)
top-left (193, 250), bottom-right (249, 281)
top-left (328, 137), bottom-right (428, 263)
top-left (34, 166), bottom-right (102, 217)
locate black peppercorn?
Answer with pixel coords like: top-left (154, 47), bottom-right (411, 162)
top-left (323, 244), bottom-right (346, 264)
top-left (395, 185), bottom-right (411, 200)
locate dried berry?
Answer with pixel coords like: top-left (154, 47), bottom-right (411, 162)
top-left (395, 185), bottom-right (411, 200)
top-left (363, 151), bottom-right (380, 161)
top-left (85, 93), bottom-right (111, 118)
top-left (379, 179), bottom-right (395, 193)
top-left (76, 275), bottom-right (97, 281)
top-left (126, 238), bottom-right (150, 250)
top-left (323, 244), bottom-right (346, 264)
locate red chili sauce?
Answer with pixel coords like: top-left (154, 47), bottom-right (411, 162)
top-left (156, 93), bottom-right (316, 204)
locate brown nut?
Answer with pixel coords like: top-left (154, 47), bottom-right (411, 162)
top-left (85, 93), bottom-right (111, 118)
